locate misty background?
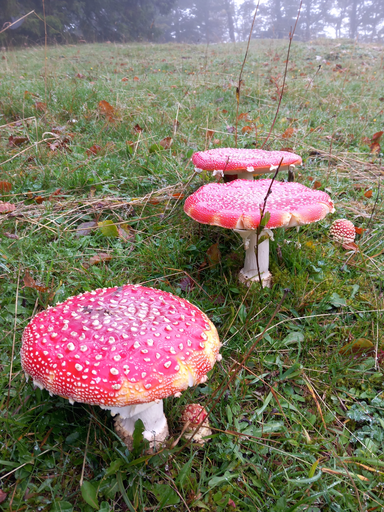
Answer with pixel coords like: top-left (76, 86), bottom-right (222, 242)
top-left (1, 0), bottom-right (383, 45)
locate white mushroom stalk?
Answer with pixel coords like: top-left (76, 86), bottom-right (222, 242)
top-left (235, 229), bottom-right (274, 288)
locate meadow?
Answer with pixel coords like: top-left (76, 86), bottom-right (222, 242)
top-left (0, 37), bottom-right (384, 511)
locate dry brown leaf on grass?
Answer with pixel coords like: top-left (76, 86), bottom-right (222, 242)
top-left (0, 201), bottom-right (16, 213)
top-left (282, 127), bottom-right (297, 139)
top-left (206, 242), bottom-right (221, 266)
top-left (364, 189), bottom-right (373, 198)
top-left (98, 100), bottom-right (115, 122)
top-left (75, 221), bottom-right (98, 237)
top-left (24, 270), bottom-right (50, 293)
top-left (35, 101), bottom-right (47, 112)
top-left (177, 275), bottom-right (195, 292)
top-left (159, 137), bottom-right (173, 149)
top-left (0, 490), bottom-right (7, 504)
top-left (0, 181), bottom-right (12, 192)
top-left (8, 135), bottom-right (28, 147)
top-left (89, 253), bottom-right (113, 266)
top-left (86, 144), bottom-right (102, 156)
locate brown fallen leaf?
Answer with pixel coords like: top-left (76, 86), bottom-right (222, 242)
top-left (4, 232), bottom-right (19, 239)
top-left (0, 201), bottom-right (16, 213)
top-left (121, 77), bottom-right (129, 82)
top-left (9, 135), bottom-right (28, 147)
top-left (371, 130), bottom-right (384, 144)
top-left (133, 76), bottom-right (140, 81)
top-left (159, 137), bottom-right (173, 149)
top-left (241, 126), bottom-right (252, 133)
top-left (354, 226), bottom-right (365, 235)
top-left (75, 73), bottom-right (85, 79)
top-left (35, 101), bottom-right (47, 111)
top-left (364, 189), bottom-right (373, 198)
top-left (86, 144), bottom-right (102, 156)
top-left (339, 338), bottom-right (374, 356)
top-left (370, 142), bottom-right (381, 154)
top-left (23, 270), bottom-right (50, 293)
top-left (75, 221), bottom-right (98, 237)
top-left (313, 181), bottom-right (322, 189)
top-left (0, 490), bottom-right (7, 504)
top-left (133, 123), bottom-right (143, 133)
top-left (206, 242), bottom-right (221, 266)
top-left (89, 253), bottom-right (113, 266)
top-left (282, 127), bottom-right (297, 139)
top-left (177, 275), bottom-right (195, 292)
top-left (0, 181), bottom-right (12, 192)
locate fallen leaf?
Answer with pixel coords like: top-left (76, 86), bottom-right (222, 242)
top-left (339, 338), bottom-right (374, 356)
top-left (89, 253), bottom-right (113, 266)
top-left (177, 275), bottom-right (194, 292)
top-left (0, 490), bottom-right (7, 504)
top-left (86, 144), bottom-right (102, 156)
top-left (35, 101), bottom-right (47, 111)
top-left (98, 100), bottom-right (115, 120)
top-left (4, 232), bottom-right (19, 239)
top-left (76, 221), bottom-right (98, 237)
top-left (133, 76), bottom-right (140, 81)
top-left (237, 112), bottom-right (249, 121)
top-left (172, 193), bottom-right (184, 200)
top-left (24, 90), bottom-right (38, 99)
top-left (213, 139), bottom-right (221, 145)
top-left (354, 227), bottom-right (365, 235)
top-left (313, 181), bottom-right (322, 189)
top-left (0, 201), bottom-right (16, 213)
top-left (23, 270), bottom-right (49, 293)
top-left (133, 123), bottom-right (143, 133)
top-left (98, 220), bottom-right (119, 237)
top-left (206, 242), bottom-right (221, 266)
top-left (121, 77), bottom-right (128, 82)
top-left (159, 137), bottom-right (173, 149)
top-left (371, 131), bottom-right (384, 144)
top-left (0, 181), bottom-right (12, 192)
top-left (364, 189), bottom-right (373, 198)
top-left (9, 135), bottom-right (28, 147)
top-left (206, 130), bottom-right (214, 140)
top-left (241, 126), bottom-right (252, 133)
top-left (222, 109), bottom-right (228, 114)
top-left (117, 224), bottom-right (134, 242)
top-left (369, 142), bottom-right (381, 154)
top-left (75, 73), bottom-right (85, 79)
top-left (282, 127), bottom-right (297, 139)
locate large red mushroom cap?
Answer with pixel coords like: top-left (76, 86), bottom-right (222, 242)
top-left (21, 285), bottom-right (221, 407)
top-left (329, 218), bottom-right (356, 244)
top-left (184, 179), bottom-right (334, 230)
top-left (192, 148), bottom-right (302, 174)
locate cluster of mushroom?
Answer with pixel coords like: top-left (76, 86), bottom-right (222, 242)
top-left (186, 147), bottom-right (335, 287)
top-left (21, 284), bottom-right (221, 449)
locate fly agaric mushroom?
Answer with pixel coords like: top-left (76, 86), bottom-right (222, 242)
top-left (181, 403), bottom-right (212, 445)
top-left (184, 179), bottom-right (334, 287)
top-left (21, 284), bottom-right (221, 449)
top-left (192, 148), bottom-right (302, 181)
top-left (329, 218), bottom-right (355, 244)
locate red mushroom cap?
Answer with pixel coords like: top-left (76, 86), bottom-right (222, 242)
top-left (21, 285), bottom-right (221, 407)
top-left (184, 179), bottom-right (334, 230)
top-left (329, 218), bottom-right (356, 243)
top-left (181, 403), bottom-right (209, 427)
top-left (192, 148), bottom-right (302, 174)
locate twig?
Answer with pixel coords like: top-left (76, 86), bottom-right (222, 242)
top-left (234, 2), bottom-right (260, 148)
top-left (80, 420), bottom-right (92, 486)
top-left (0, 11), bottom-right (35, 34)
top-left (255, 158), bottom-right (283, 289)
top-left (260, 1), bottom-right (302, 149)
top-left (6, 268), bottom-right (21, 417)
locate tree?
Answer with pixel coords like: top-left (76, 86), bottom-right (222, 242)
top-left (0, 0), bottom-right (176, 45)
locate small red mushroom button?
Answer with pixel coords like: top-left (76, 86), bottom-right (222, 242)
top-left (329, 219), bottom-right (356, 244)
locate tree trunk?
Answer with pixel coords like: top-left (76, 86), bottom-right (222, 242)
top-left (224, 0), bottom-right (236, 42)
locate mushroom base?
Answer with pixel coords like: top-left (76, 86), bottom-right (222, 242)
top-left (236, 229), bottom-right (273, 288)
top-left (107, 401), bottom-right (169, 450)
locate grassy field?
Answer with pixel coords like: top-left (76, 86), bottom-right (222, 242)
top-left (0, 37), bottom-right (384, 511)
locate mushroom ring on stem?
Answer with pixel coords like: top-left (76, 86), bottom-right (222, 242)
top-left (184, 179), bottom-right (335, 287)
top-left (21, 284), bottom-right (221, 449)
top-left (192, 148), bottom-right (302, 181)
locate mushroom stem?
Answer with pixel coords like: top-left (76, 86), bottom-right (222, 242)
top-left (111, 401), bottom-right (169, 450)
top-left (236, 229), bottom-right (273, 288)
top-left (237, 171), bottom-right (254, 180)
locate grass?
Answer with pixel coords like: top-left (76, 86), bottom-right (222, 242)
top-left (0, 37), bottom-right (384, 511)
